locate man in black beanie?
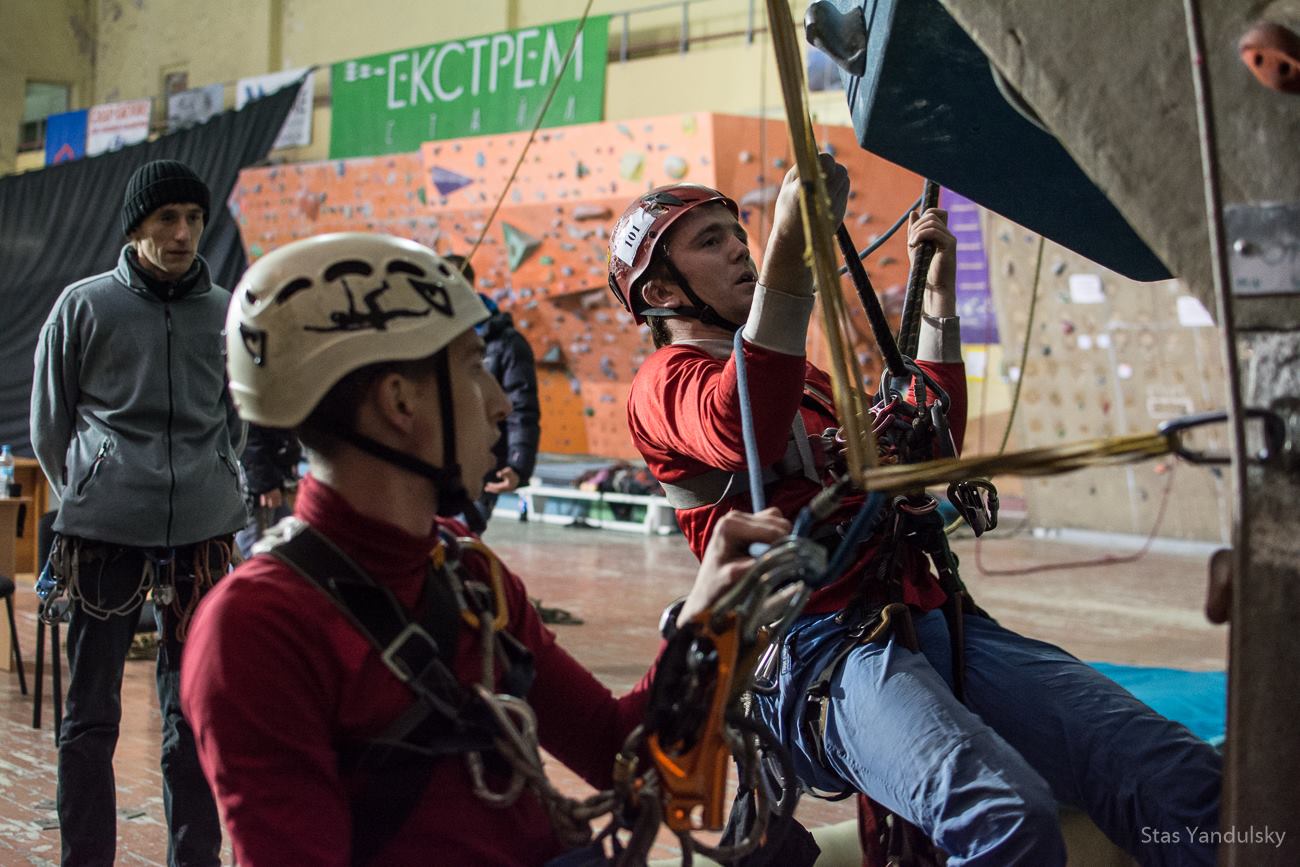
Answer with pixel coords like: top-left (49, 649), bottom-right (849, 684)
top-left (31, 158), bottom-right (247, 866)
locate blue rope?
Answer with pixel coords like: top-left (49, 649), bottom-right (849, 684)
top-left (792, 507), bottom-right (815, 538)
top-left (814, 492), bottom-right (886, 589)
top-left (837, 194), bottom-right (924, 276)
top-left (733, 327), bottom-right (766, 514)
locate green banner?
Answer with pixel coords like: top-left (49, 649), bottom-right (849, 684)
top-left (329, 16), bottom-right (609, 158)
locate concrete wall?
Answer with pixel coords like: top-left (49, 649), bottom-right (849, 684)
top-left (278, 0), bottom-right (510, 70)
top-left (92, 1), bottom-right (270, 104)
top-left (0, 0), bottom-right (95, 175)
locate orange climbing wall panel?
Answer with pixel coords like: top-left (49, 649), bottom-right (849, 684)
top-left (536, 367), bottom-right (590, 455)
top-left (230, 113), bottom-right (926, 461)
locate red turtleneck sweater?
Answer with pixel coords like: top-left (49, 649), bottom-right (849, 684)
top-left (182, 476), bottom-right (654, 866)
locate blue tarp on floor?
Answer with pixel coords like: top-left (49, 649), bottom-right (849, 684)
top-left (1088, 662), bottom-right (1227, 746)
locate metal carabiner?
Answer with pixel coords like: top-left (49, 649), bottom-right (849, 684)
top-left (453, 537), bottom-right (510, 631)
top-left (947, 479), bottom-right (1000, 537)
top-left (1158, 408), bottom-right (1288, 466)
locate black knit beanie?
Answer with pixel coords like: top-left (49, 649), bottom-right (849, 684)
top-left (121, 160), bottom-right (211, 236)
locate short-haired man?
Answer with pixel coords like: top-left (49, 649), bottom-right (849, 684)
top-left (31, 159), bottom-right (246, 866)
top-left (612, 156), bottom-right (1221, 865)
top-left (180, 233), bottom-right (783, 864)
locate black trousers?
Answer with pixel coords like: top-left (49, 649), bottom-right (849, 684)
top-left (474, 491), bottom-right (500, 527)
top-left (57, 543), bottom-right (221, 867)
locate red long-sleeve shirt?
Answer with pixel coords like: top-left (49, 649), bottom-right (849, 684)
top-left (628, 340), bottom-right (967, 614)
top-left (182, 475), bottom-right (653, 866)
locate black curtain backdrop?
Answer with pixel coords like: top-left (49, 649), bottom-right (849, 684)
top-left (0, 81), bottom-right (302, 456)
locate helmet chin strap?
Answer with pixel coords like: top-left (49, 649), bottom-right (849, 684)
top-left (643, 257), bottom-right (744, 333)
top-left (338, 350), bottom-right (482, 531)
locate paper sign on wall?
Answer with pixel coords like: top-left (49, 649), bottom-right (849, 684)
top-left (168, 83), bottom-right (225, 132)
top-left (1176, 295), bottom-right (1215, 328)
top-left (1068, 273), bottom-right (1106, 304)
top-left (86, 99), bottom-right (151, 156)
top-left (237, 68), bottom-right (314, 149)
top-left (44, 109), bottom-right (88, 165)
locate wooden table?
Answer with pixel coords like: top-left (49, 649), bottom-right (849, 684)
top-left (0, 497), bottom-right (33, 672)
top-left (11, 458), bottom-right (50, 574)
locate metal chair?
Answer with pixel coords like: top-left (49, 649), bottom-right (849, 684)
top-left (0, 571), bottom-right (27, 697)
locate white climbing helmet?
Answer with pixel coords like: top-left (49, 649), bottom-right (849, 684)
top-left (226, 232), bottom-right (488, 428)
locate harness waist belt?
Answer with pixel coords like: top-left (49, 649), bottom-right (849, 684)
top-left (659, 413), bottom-right (820, 510)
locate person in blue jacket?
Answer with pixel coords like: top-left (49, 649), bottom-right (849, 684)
top-left (444, 255), bottom-right (541, 527)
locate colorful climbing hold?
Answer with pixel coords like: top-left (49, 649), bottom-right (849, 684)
top-left (619, 152), bottom-right (644, 181)
top-left (430, 166), bottom-right (473, 196)
top-left (663, 155), bottom-right (688, 179)
top-left (501, 222), bottom-right (543, 271)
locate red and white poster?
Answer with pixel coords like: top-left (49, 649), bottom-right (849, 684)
top-left (86, 99), bottom-right (152, 156)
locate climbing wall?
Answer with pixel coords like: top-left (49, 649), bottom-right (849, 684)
top-left (228, 153), bottom-right (438, 253)
top-left (985, 214), bottom-right (1231, 542)
top-left (230, 113), bottom-right (931, 461)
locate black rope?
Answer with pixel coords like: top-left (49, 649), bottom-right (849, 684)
top-left (897, 180), bottom-right (942, 357)
top-left (835, 224), bottom-right (909, 378)
top-left (837, 194), bottom-right (924, 276)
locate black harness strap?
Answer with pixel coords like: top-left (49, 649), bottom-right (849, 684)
top-left (266, 520), bottom-right (526, 867)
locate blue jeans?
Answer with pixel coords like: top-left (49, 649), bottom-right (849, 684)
top-left (753, 609), bottom-right (1221, 867)
top-left (58, 543), bottom-right (222, 867)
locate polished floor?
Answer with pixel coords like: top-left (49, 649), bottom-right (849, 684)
top-left (0, 518), bottom-right (1226, 865)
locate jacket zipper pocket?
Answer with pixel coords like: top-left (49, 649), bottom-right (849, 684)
top-left (76, 439), bottom-right (111, 497)
top-left (218, 450), bottom-right (242, 490)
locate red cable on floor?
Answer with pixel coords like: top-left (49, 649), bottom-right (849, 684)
top-left (974, 463), bottom-right (1178, 576)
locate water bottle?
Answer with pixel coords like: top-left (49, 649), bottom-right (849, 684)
top-left (0, 445), bottom-right (13, 498)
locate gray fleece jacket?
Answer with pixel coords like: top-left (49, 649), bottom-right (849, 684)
top-left (31, 246), bottom-right (248, 548)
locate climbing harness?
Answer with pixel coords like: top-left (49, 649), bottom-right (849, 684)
top-left (260, 514), bottom-right (826, 867)
top-left (258, 517), bottom-right (634, 864)
top-left (656, 407), bottom-right (822, 511)
top-left (36, 535), bottom-right (231, 641)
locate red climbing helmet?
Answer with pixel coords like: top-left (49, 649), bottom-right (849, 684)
top-left (607, 184), bottom-right (739, 325)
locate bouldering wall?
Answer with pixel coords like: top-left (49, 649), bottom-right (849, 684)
top-left (230, 112), bottom-right (939, 460)
top-left (986, 213), bottom-right (1231, 542)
